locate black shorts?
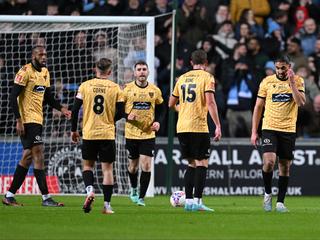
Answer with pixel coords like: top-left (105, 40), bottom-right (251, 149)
top-left (126, 138), bottom-right (155, 159)
top-left (177, 133), bottom-right (210, 160)
top-left (261, 130), bottom-right (296, 160)
top-left (20, 123), bottom-right (43, 149)
top-left (82, 139), bottom-right (115, 163)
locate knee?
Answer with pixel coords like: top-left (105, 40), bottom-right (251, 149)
top-left (263, 158), bottom-right (276, 171)
top-left (141, 161), bottom-right (151, 172)
top-left (128, 159), bottom-right (139, 173)
top-left (20, 150), bottom-right (32, 168)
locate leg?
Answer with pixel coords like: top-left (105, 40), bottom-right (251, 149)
top-left (128, 158), bottom-right (139, 203)
top-left (262, 152), bottom-right (277, 194)
top-left (262, 152), bottom-right (276, 212)
top-left (32, 144), bottom-right (63, 207)
top-left (275, 159), bottom-right (291, 212)
top-left (184, 159), bottom-right (196, 209)
top-left (82, 160), bottom-right (95, 213)
top-left (2, 150), bottom-right (32, 206)
top-left (138, 155), bottom-right (152, 205)
top-left (192, 159), bottom-right (213, 212)
top-left (101, 162), bottom-right (114, 214)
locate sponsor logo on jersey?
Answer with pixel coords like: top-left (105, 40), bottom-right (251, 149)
top-left (133, 102), bottom-right (151, 110)
top-left (149, 92), bottom-right (154, 98)
top-left (33, 85), bottom-right (46, 93)
top-left (15, 75), bottom-right (23, 83)
top-left (272, 93), bottom-right (292, 102)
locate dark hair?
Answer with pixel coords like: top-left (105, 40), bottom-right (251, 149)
top-left (289, 37), bottom-right (301, 46)
top-left (96, 58), bottom-right (112, 72)
top-left (32, 45), bottom-right (45, 54)
top-left (134, 60), bottom-right (148, 69)
top-left (191, 49), bottom-right (207, 64)
top-left (274, 55), bottom-right (291, 64)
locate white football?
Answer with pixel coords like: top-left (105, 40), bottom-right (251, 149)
top-left (170, 191), bottom-right (186, 207)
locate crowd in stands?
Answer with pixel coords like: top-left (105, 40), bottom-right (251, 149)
top-left (1, 0), bottom-right (320, 138)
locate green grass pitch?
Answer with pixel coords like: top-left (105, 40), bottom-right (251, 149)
top-left (1, 196), bottom-right (320, 240)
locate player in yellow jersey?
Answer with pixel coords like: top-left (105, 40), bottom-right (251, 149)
top-left (251, 55), bottom-right (305, 213)
top-left (123, 61), bottom-right (164, 206)
top-left (2, 46), bottom-right (71, 207)
top-left (71, 58), bottom-right (124, 214)
top-left (169, 49), bottom-right (221, 212)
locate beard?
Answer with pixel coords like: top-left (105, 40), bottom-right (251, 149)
top-left (276, 73), bottom-right (287, 81)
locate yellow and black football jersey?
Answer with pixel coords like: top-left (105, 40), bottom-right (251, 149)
top-left (172, 69), bottom-right (215, 133)
top-left (76, 78), bottom-right (124, 140)
top-left (258, 74), bottom-right (305, 132)
top-left (123, 81), bottom-right (163, 139)
top-left (14, 63), bottom-right (50, 125)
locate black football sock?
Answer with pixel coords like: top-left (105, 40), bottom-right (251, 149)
top-left (262, 170), bottom-right (273, 194)
top-left (82, 170), bottom-right (94, 187)
top-left (277, 176), bottom-right (289, 203)
top-left (194, 166), bottom-right (207, 199)
top-left (128, 170), bottom-right (138, 188)
top-left (184, 166), bottom-right (195, 199)
top-left (103, 184), bottom-right (113, 202)
top-left (8, 164), bottom-right (29, 195)
top-left (139, 171), bottom-right (151, 199)
top-left (34, 169), bottom-right (49, 195)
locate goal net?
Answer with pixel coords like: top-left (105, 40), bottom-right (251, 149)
top-left (0, 16), bottom-right (155, 196)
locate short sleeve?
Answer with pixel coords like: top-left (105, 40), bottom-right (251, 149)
top-left (172, 79), bottom-right (180, 98)
top-left (117, 85), bottom-right (124, 102)
top-left (14, 66), bottom-right (29, 86)
top-left (76, 84), bottom-right (84, 100)
top-left (257, 78), bottom-right (267, 98)
top-left (45, 69), bottom-right (50, 88)
top-left (204, 75), bottom-right (215, 93)
top-left (155, 87), bottom-right (164, 105)
top-left (296, 77), bottom-right (305, 92)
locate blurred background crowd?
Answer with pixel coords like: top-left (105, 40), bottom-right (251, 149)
top-left (1, 0), bottom-right (320, 138)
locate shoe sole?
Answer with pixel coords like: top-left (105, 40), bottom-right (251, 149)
top-left (83, 196), bottom-right (95, 213)
top-left (2, 199), bottom-right (23, 207)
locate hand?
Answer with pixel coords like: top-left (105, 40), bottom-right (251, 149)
top-left (287, 68), bottom-right (295, 82)
top-left (127, 113), bottom-right (137, 121)
top-left (61, 107), bottom-right (71, 120)
top-left (16, 118), bottom-right (24, 136)
top-left (213, 126), bottom-right (221, 142)
top-left (71, 131), bottom-right (80, 143)
top-left (150, 122), bottom-right (160, 132)
top-left (250, 132), bottom-right (259, 148)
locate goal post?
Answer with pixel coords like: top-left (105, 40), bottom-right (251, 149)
top-left (0, 15), bottom-right (155, 196)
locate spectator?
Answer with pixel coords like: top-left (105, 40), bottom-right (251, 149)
top-left (177, 0), bottom-right (212, 46)
top-left (247, 37), bottom-right (269, 82)
top-left (123, 0), bottom-right (144, 16)
top-left (308, 38), bottom-right (320, 85)
top-left (296, 18), bottom-right (318, 56)
top-left (286, 37), bottom-right (308, 71)
top-left (264, 60), bottom-right (276, 76)
top-left (235, 8), bottom-right (264, 39)
top-left (93, 30), bottom-right (118, 80)
top-left (296, 66), bottom-right (320, 103)
top-left (230, 0), bottom-right (270, 25)
top-left (47, 1), bottom-right (59, 15)
top-left (211, 4), bottom-right (231, 34)
top-left (262, 20), bottom-right (285, 60)
top-left (146, 0), bottom-right (172, 36)
top-left (212, 20), bottom-right (237, 59)
top-left (298, 94), bottom-right (320, 137)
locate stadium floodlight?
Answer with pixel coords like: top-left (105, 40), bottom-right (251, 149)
top-left (0, 15), bottom-right (155, 196)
